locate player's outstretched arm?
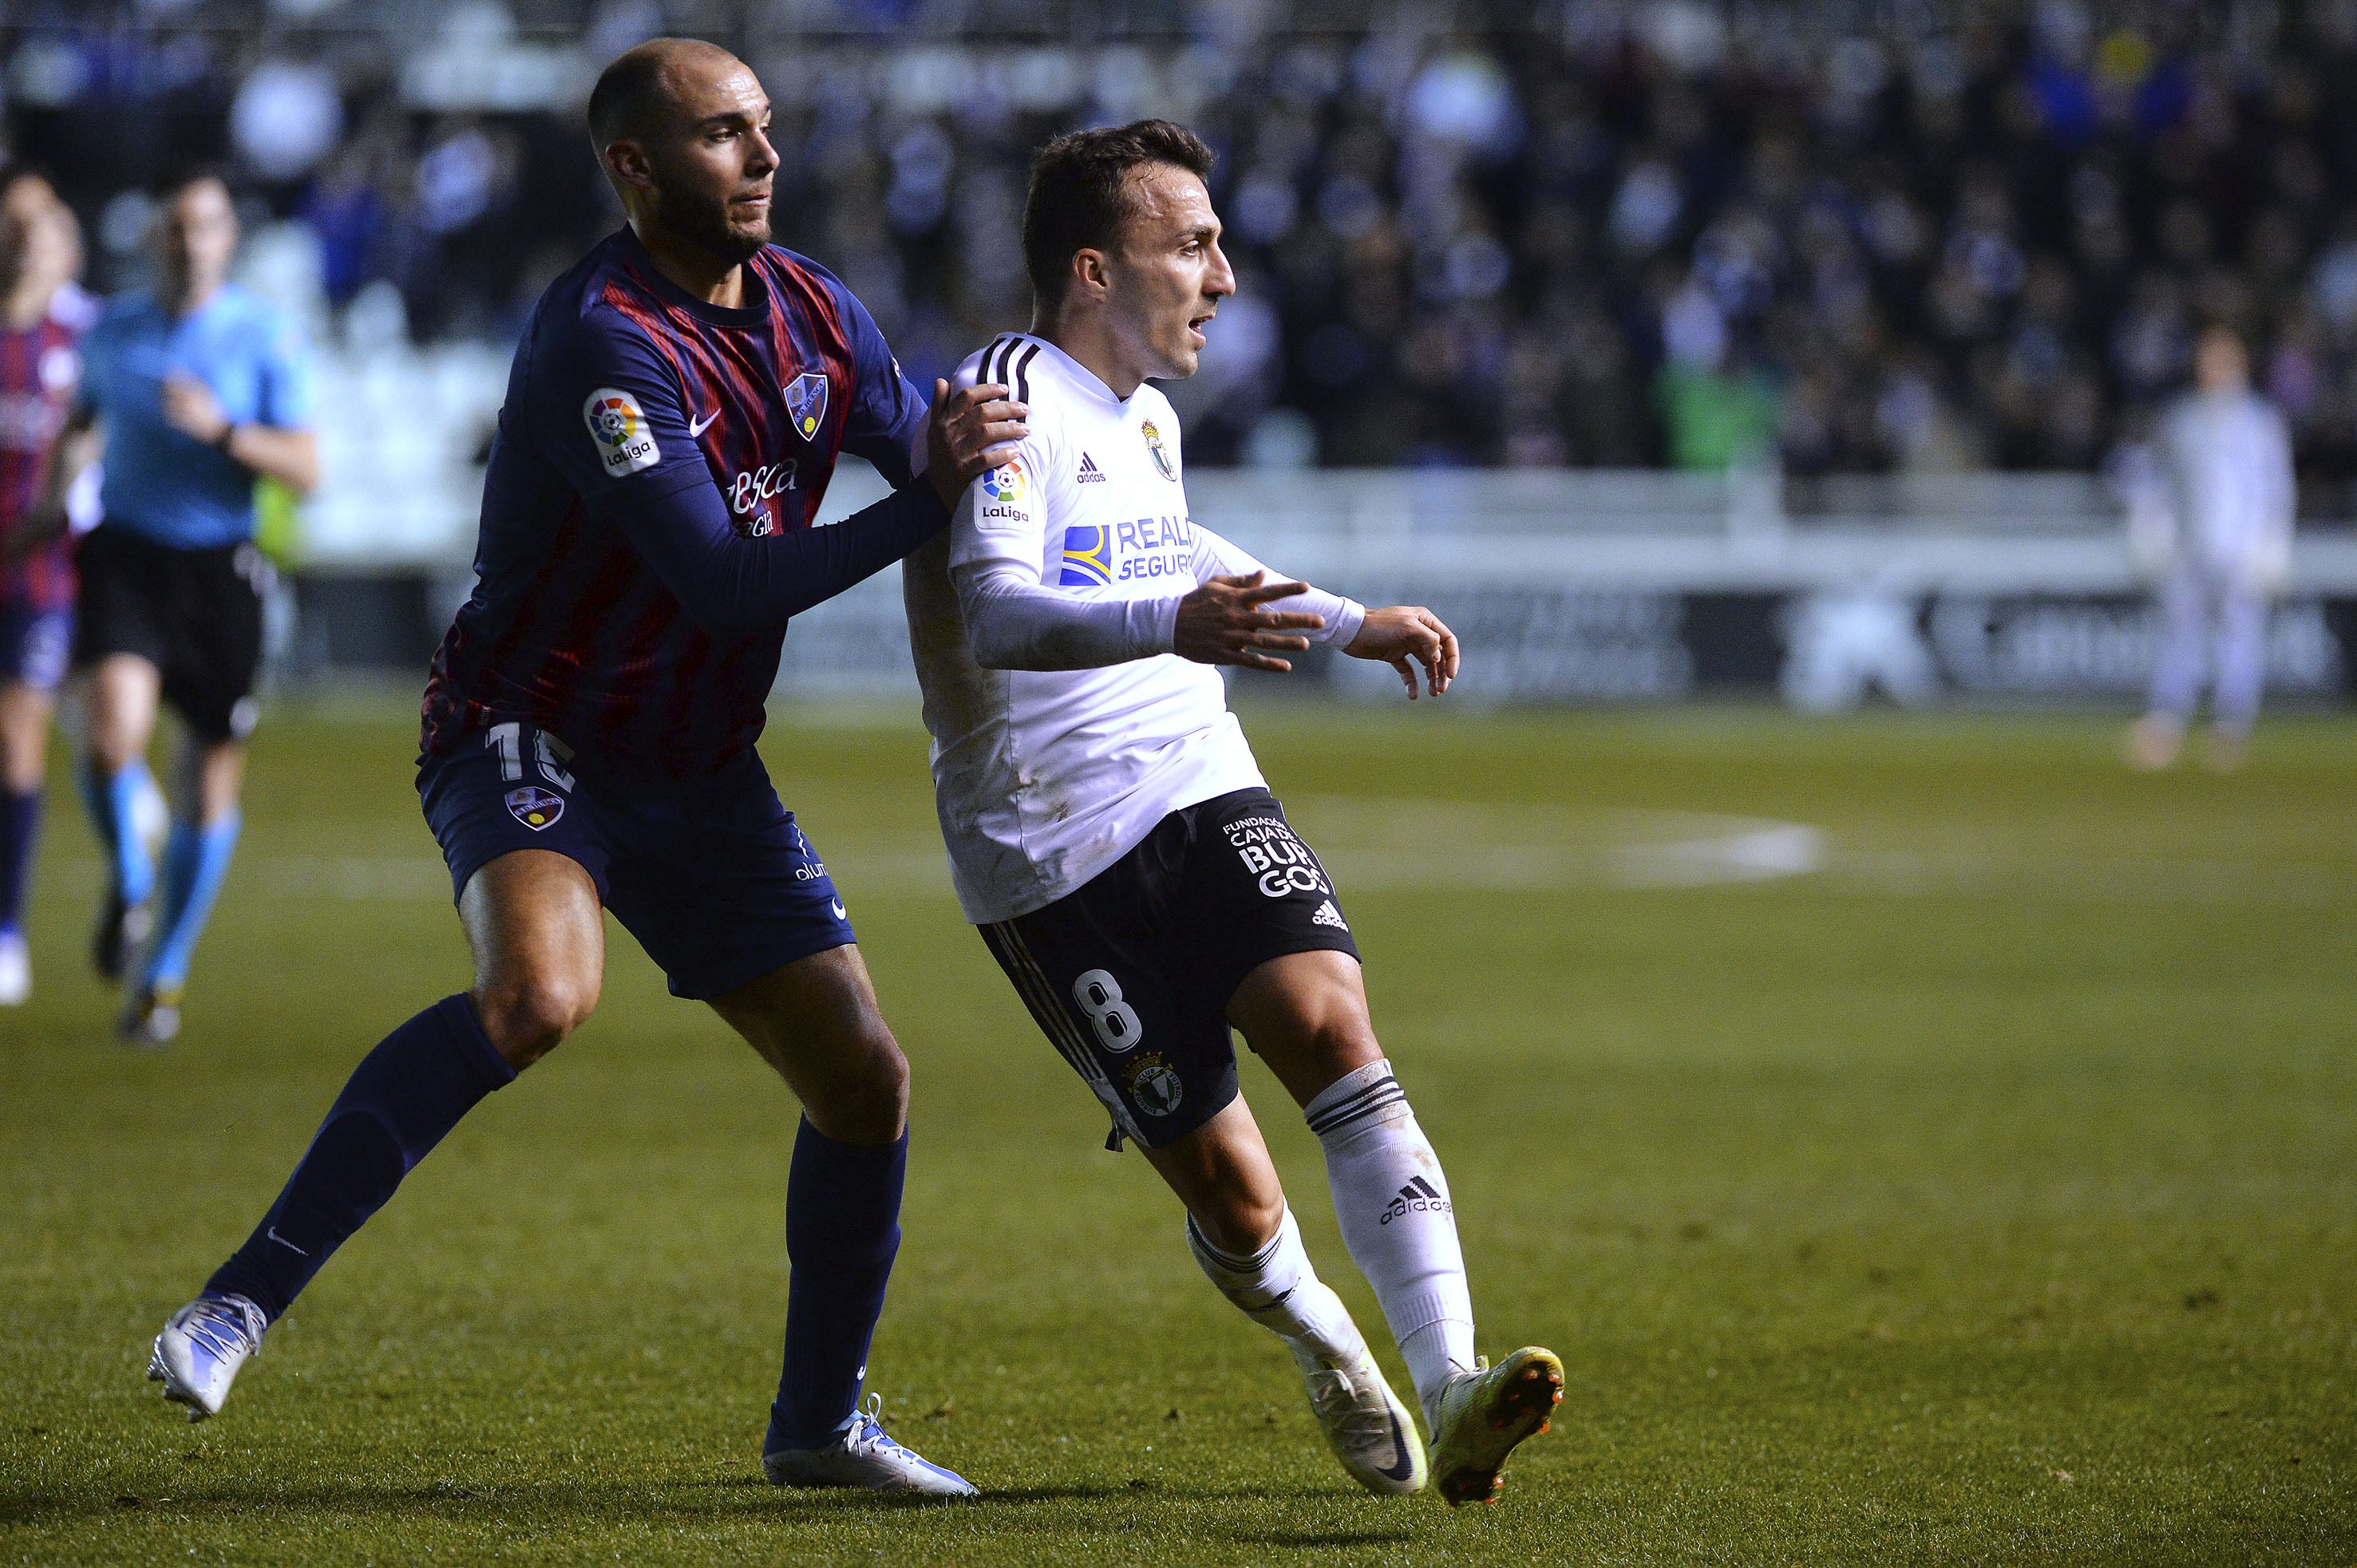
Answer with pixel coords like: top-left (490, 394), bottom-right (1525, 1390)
top-left (959, 566), bottom-right (1335, 674)
top-left (1170, 572), bottom-right (1329, 673)
top-left (609, 380), bottom-right (1020, 640)
top-left (1173, 526), bottom-right (1366, 673)
top-left (1340, 605), bottom-right (1459, 699)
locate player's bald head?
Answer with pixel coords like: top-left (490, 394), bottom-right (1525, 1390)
top-left (589, 38), bottom-right (777, 267)
top-left (587, 38), bottom-right (749, 156)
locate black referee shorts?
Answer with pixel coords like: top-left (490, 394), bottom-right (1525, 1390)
top-left (980, 787), bottom-right (1362, 1152)
top-left (73, 524), bottom-right (269, 745)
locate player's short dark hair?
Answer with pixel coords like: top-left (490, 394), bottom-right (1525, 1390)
top-left (152, 160), bottom-right (233, 203)
top-left (1022, 119), bottom-right (1216, 309)
top-left (587, 45), bottom-right (670, 152)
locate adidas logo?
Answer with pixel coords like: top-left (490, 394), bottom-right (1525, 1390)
top-left (1311, 899), bottom-right (1347, 930)
top-left (1077, 452), bottom-right (1107, 482)
top-left (1380, 1175), bottom-right (1449, 1226)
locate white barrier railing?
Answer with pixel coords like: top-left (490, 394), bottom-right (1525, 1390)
top-left (294, 439), bottom-right (2357, 706)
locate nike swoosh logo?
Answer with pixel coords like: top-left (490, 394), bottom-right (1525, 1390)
top-left (830, 900), bottom-right (848, 920)
top-left (1376, 1405), bottom-right (1417, 1482)
top-left (267, 1226), bottom-right (309, 1257)
top-left (687, 409), bottom-right (719, 437)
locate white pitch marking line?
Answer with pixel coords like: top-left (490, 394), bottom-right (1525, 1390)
top-left (1284, 799), bottom-right (1828, 891)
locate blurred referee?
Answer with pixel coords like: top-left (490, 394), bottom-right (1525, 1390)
top-left (57, 168), bottom-right (318, 1042)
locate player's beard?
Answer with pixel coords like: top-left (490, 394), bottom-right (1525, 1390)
top-left (662, 184), bottom-right (769, 269)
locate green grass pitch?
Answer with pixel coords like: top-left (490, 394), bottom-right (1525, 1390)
top-left (2, 697), bottom-right (2352, 1563)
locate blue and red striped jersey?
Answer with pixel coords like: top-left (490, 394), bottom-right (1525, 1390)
top-left (0, 294), bottom-right (88, 612)
top-left (421, 227), bottom-right (927, 774)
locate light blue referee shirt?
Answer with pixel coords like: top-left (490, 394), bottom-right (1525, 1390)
top-left (77, 283), bottom-right (314, 550)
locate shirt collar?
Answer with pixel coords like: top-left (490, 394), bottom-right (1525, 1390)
top-left (1010, 333), bottom-right (1145, 413)
top-left (612, 227), bottom-right (771, 330)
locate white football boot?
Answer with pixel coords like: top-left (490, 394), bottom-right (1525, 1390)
top-left (762, 1394), bottom-right (979, 1496)
top-left (1288, 1309), bottom-right (1428, 1495)
top-left (148, 1293), bottom-right (268, 1421)
top-left (0, 930), bottom-right (28, 1005)
top-left (1426, 1345), bottom-right (1564, 1507)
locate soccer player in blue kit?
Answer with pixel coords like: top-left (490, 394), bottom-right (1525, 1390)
top-left (147, 39), bottom-right (1024, 1495)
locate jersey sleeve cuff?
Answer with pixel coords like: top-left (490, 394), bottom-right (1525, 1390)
top-left (1319, 597), bottom-right (1366, 650)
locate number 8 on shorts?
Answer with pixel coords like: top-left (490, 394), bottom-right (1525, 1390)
top-left (1072, 968), bottom-right (1143, 1053)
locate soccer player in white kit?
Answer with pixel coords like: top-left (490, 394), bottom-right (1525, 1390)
top-left (2127, 326), bottom-right (2295, 773)
top-left (904, 120), bottom-right (1560, 1505)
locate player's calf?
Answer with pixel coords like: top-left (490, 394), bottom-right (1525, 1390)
top-left (1190, 1206), bottom-right (1428, 1495)
top-left (153, 993), bottom-right (520, 1407)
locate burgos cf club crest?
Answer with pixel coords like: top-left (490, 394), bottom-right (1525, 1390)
top-left (1141, 419), bottom-right (1177, 481)
top-left (1126, 1052), bottom-right (1184, 1116)
top-left (583, 388), bottom-right (658, 476)
top-left (784, 372), bottom-right (829, 442)
top-left (1058, 523), bottom-right (1113, 587)
top-left (505, 786), bottom-right (565, 831)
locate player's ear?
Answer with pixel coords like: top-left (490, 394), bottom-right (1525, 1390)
top-left (1070, 247), bottom-right (1111, 304)
top-left (603, 139), bottom-right (657, 199)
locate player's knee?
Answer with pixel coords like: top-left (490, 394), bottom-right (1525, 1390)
top-left (473, 972), bottom-right (599, 1069)
top-left (1258, 1005), bottom-right (1382, 1086)
top-left (1199, 1183), bottom-right (1286, 1256)
top-left (1311, 1011), bottom-right (1382, 1071)
top-left (820, 1025), bottom-right (908, 1144)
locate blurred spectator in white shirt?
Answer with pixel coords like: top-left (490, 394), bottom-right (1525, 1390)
top-left (2127, 326), bottom-right (2295, 772)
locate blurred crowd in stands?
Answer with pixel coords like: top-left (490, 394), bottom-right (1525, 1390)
top-left (11, 1), bottom-right (2357, 489)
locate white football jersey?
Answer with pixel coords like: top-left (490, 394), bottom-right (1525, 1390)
top-left (904, 333), bottom-right (1269, 924)
top-left (2158, 388), bottom-right (2295, 576)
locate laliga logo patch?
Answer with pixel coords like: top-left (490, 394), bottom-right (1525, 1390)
top-left (981, 456), bottom-right (1027, 505)
top-left (1058, 523), bottom-right (1113, 587)
top-left (505, 785), bottom-right (565, 831)
top-left (1140, 419), bottom-right (1176, 481)
top-left (784, 372), bottom-right (829, 442)
top-left (583, 388), bottom-right (658, 476)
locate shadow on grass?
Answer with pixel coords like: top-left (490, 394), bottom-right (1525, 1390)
top-left (1235, 1527), bottom-right (1418, 1548)
top-left (0, 1476), bottom-right (1339, 1529)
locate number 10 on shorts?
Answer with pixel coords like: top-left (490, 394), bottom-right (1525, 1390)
top-left (1073, 969), bottom-right (1142, 1053)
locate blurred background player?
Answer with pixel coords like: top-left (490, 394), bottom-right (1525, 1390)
top-left (57, 166), bottom-right (318, 1041)
top-left (2126, 326), bottom-right (2296, 773)
top-left (0, 167), bottom-right (94, 1005)
top-left (147, 39), bottom-right (1022, 1497)
top-left (908, 120), bottom-right (1559, 1506)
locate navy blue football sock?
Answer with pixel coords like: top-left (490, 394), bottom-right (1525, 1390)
top-left (206, 994), bottom-right (516, 1321)
top-left (0, 788), bottom-right (39, 935)
top-left (765, 1119), bottom-right (906, 1452)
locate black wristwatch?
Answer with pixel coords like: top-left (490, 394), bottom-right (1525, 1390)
top-left (214, 421), bottom-right (239, 454)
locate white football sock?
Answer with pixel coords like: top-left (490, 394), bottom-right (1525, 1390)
top-left (1306, 1058), bottom-right (1476, 1424)
top-left (1186, 1203), bottom-right (1362, 1359)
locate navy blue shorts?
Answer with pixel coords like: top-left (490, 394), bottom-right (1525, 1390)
top-left (979, 788), bottom-right (1360, 1151)
top-left (0, 605), bottom-right (72, 692)
top-left (417, 723), bottom-right (856, 1001)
